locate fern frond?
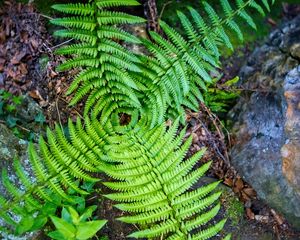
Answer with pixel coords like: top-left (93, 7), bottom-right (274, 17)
top-left (97, 11), bottom-right (145, 25)
top-left (103, 121), bottom-right (225, 238)
top-left (51, 1), bottom-right (148, 122)
top-left (0, 116), bottom-right (113, 233)
top-left (96, 0), bottom-right (140, 8)
top-left (52, 3), bottom-right (95, 16)
top-left (51, 17), bottom-right (97, 31)
top-left (139, 0), bottom-right (271, 120)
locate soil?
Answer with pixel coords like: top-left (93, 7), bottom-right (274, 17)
top-left (1, 1), bottom-right (300, 239)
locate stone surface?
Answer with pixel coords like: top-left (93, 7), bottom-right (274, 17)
top-left (230, 16), bottom-right (300, 229)
top-left (16, 95), bottom-right (44, 123)
top-left (0, 124), bottom-right (39, 239)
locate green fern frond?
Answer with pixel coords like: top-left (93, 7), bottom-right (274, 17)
top-left (97, 11), bottom-right (145, 25)
top-left (51, 1), bottom-right (148, 122)
top-left (103, 121), bottom-right (225, 239)
top-left (0, 117), bottom-right (112, 233)
top-left (51, 17), bottom-right (97, 31)
top-left (95, 0), bottom-right (140, 8)
top-left (139, 0), bottom-right (271, 120)
top-left (52, 3), bottom-right (95, 16)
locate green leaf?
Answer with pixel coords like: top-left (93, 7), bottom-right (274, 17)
top-left (79, 205), bottom-right (97, 222)
top-left (2, 91), bottom-right (12, 100)
top-left (62, 207), bottom-right (72, 224)
top-left (68, 206), bottom-right (80, 225)
top-left (34, 112), bottom-right (46, 124)
top-left (15, 216), bottom-right (34, 235)
top-left (50, 215), bottom-right (76, 239)
top-left (48, 230), bottom-right (69, 240)
top-left (41, 202), bottom-right (58, 216)
top-left (6, 104), bottom-right (16, 112)
top-left (0, 101), bottom-right (4, 115)
top-left (76, 220), bottom-right (107, 240)
top-left (81, 181), bottom-right (95, 193)
top-left (223, 233), bottom-right (232, 240)
top-left (6, 115), bottom-right (17, 128)
top-left (12, 96), bottom-right (23, 105)
top-left (30, 216), bottom-right (48, 231)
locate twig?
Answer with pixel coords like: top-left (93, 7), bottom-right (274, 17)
top-left (55, 98), bottom-right (63, 129)
top-left (58, 96), bottom-right (84, 120)
top-left (39, 13), bottom-right (54, 20)
top-left (51, 39), bottom-right (74, 50)
top-left (200, 102), bottom-right (231, 165)
top-left (0, 120), bottom-right (31, 132)
top-left (158, 1), bottom-right (173, 20)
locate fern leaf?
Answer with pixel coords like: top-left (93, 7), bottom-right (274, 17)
top-left (97, 11), bottom-right (145, 25)
top-left (51, 17), bottom-right (97, 31)
top-left (104, 121), bottom-right (225, 238)
top-left (96, 0), bottom-right (140, 8)
top-left (51, 3), bottom-right (95, 16)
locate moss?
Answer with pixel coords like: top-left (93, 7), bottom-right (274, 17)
top-left (221, 189), bottom-right (245, 227)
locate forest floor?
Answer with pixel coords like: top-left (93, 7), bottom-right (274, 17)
top-left (1, 1), bottom-right (300, 239)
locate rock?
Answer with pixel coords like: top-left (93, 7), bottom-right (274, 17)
top-left (291, 43), bottom-right (300, 59)
top-left (281, 66), bottom-right (300, 195)
top-left (16, 95), bottom-right (44, 123)
top-left (0, 124), bottom-right (40, 239)
top-left (230, 16), bottom-right (300, 229)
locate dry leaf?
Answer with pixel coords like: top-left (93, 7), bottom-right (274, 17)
top-left (271, 209), bottom-right (284, 225)
top-left (11, 51), bottom-right (27, 64)
top-left (234, 178), bottom-right (244, 191)
top-left (243, 187), bottom-right (256, 198)
top-left (246, 208), bottom-right (255, 220)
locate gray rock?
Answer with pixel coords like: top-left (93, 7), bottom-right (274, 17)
top-left (16, 95), bottom-right (44, 123)
top-left (230, 16), bottom-right (300, 229)
top-left (0, 124), bottom-right (40, 239)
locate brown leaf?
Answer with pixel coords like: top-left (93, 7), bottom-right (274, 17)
top-left (11, 51), bottom-right (27, 64)
top-left (234, 178), bottom-right (244, 191)
top-left (241, 191), bottom-right (251, 202)
top-left (246, 208), bottom-right (255, 220)
top-left (0, 28), bottom-right (6, 44)
top-left (243, 187), bottom-right (256, 198)
top-left (271, 209), bottom-right (284, 225)
top-left (0, 58), bottom-right (5, 71)
top-left (30, 38), bottom-right (39, 51)
top-left (223, 178), bottom-right (233, 187)
top-left (29, 89), bottom-right (43, 101)
top-left (255, 215), bottom-right (269, 223)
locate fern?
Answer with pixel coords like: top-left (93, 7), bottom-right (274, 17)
top-left (51, 1), bottom-right (146, 125)
top-left (52, 0), bottom-right (273, 126)
top-left (138, 0), bottom-right (274, 121)
top-left (0, 0), bottom-right (276, 238)
top-left (102, 120), bottom-right (225, 239)
top-left (0, 118), bottom-right (109, 233)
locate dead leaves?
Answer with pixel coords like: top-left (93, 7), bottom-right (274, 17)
top-left (0, 1), bottom-right (46, 92)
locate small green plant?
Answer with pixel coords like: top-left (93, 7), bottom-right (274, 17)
top-left (0, 90), bottom-right (23, 131)
top-left (48, 206), bottom-right (106, 240)
top-left (0, 90), bottom-right (46, 139)
top-left (13, 202), bottom-right (58, 236)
